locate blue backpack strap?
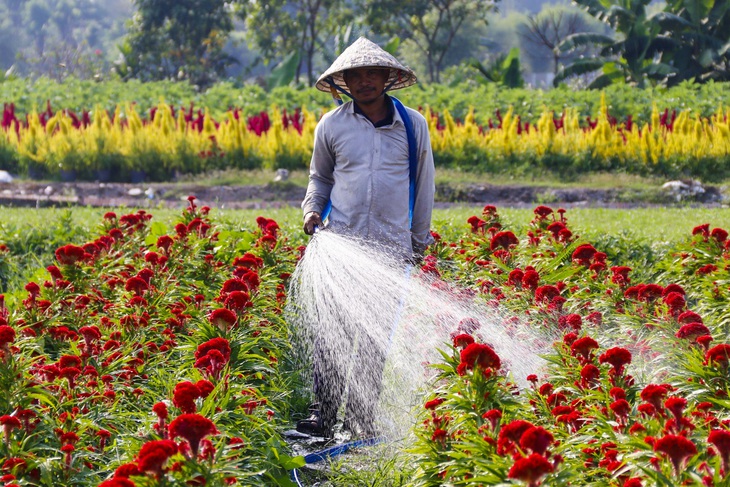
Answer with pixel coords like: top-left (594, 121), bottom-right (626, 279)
top-left (391, 96), bottom-right (418, 229)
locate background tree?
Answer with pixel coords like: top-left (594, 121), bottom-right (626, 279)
top-left (359, 0), bottom-right (499, 83)
top-left (519, 4), bottom-right (598, 75)
top-left (236, 0), bottom-right (350, 85)
top-left (655, 0), bottom-right (730, 84)
top-left (121, 0), bottom-right (235, 88)
top-left (554, 0), bottom-right (675, 88)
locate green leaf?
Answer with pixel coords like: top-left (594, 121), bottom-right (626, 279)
top-left (267, 51), bottom-right (301, 90)
top-left (279, 454), bottom-right (306, 469)
top-left (558, 33), bottom-right (616, 53)
top-left (383, 36), bottom-right (401, 55)
top-left (684, 0), bottom-right (713, 23)
top-left (554, 58), bottom-right (607, 84)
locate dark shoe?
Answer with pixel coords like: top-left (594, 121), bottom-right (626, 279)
top-left (296, 409), bottom-right (333, 438)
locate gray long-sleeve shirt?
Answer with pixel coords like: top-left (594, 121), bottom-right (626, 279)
top-left (301, 98), bottom-right (435, 258)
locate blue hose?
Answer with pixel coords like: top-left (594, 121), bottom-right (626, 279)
top-left (291, 436), bottom-right (386, 486)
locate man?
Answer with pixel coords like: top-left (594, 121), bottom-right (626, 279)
top-left (296, 37), bottom-right (435, 438)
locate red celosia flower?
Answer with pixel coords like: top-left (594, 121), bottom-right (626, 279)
top-left (0, 325), bottom-right (15, 347)
top-left (663, 292), bottom-right (686, 315)
top-left (705, 344), bottom-right (730, 366)
top-left (424, 397), bottom-right (445, 410)
top-left (662, 283), bottom-right (685, 296)
top-left (708, 429), bottom-right (730, 473)
top-left (534, 285), bottom-right (560, 304)
top-left (675, 322), bottom-right (711, 342)
top-left (195, 380), bottom-right (215, 398)
top-left (522, 269), bottom-right (540, 290)
top-left (629, 423), bottom-right (646, 435)
top-left (209, 308), bottom-right (238, 330)
top-left (677, 310), bottom-right (703, 324)
top-left (459, 343), bottom-right (501, 371)
top-left (153, 402), bottom-right (168, 420)
top-left (0, 416), bottom-right (21, 429)
top-left (572, 244), bottom-right (597, 266)
top-left (599, 347), bottom-right (632, 375)
top-left (610, 399), bottom-right (631, 419)
top-left (533, 205), bottom-right (554, 219)
top-left (697, 264), bottom-right (718, 275)
top-left (519, 426), bottom-right (554, 456)
top-left (195, 337), bottom-right (231, 363)
top-left (711, 227), bottom-right (728, 243)
top-left (560, 313), bottom-right (583, 331)
top-left (546, 221), bottom-right (566, 239)
top-left (221, 278), bottom-right (247, 295)
top-left (173, 381), bottom-right (201, 414)
top-left (610, 387), bottom-right (626, 400)
top-left (623, 477), bottom-right (643, 487)
top-left (124, 277), bottom-right (148, 296)
top-left (232, 253), bottom-right (263, 269)
top-left (610, 266), bottom-right (632, 286)
top-left (562, 333), bottom-right (577, 346)
top-left (483, 409), bottom-right (502, 430)
top-left (498, 419), bottom-right (535, 455)
top-left (490, 231), bottom-right (519, 251)
top-left (168, 413), bottom-right (219, 456)
top-left (507, 269), bottom-right (524, 287)
top-left (114, 462), bottom-right (141, 478)
top-left (580, 364), bottom-right (600, 387)
top-left (452, 333), bottom-right (475, 349)
top-left (187, 218), bottom-right (211, 236)
top-left (586, 311), bottom-right (602, 326)
top-left (55, 244), bottom-right (86, 265)
top-left (58, 355), bottom-right (82, 369)
top-left (467, 216), bottom-right (486, 233)
top-left (99, 479), bottom-right (136, 487)
top-left (692, 223), bottom-right (710, 238)
top-left (224, 290), bottom-right (251, 312)
top-left (653, 434), bottom-right (697, 475)
top-left (483, 204), bottom-right (498, 216)
top-left (431, 428), bottom-right (448, 447)
top-left (638, 284), bottom-right (664, 302)
top-left (697, 335), bottom-right (713, 350)
top-left (640, 384), bottom-right (670, 410)
top-left (570, 336), bottom-right (599, 362)
top-left (507, 453), bottom-right (553, 484)
top-left (237, 270), bottom-right (260, 292)
top-left (137, 439), bottom-right (178, 476)
top-left (664, 397), bottom-right (687, 424)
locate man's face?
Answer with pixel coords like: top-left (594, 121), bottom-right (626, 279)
top-left (343, 68), bottom-right (390, 104)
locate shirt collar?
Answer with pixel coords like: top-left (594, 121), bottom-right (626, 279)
top-left (351, 94), bottom-right (397, 128)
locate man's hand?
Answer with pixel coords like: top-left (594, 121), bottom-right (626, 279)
top-left (303, 212), bottom-right (323, 235)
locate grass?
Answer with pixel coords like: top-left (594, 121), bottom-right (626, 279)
top-left (2, 205), bottom-right (729, 245)
top-left (144, 168), bottom-right (729, 192)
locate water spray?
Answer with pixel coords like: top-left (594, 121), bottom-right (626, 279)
top-left (286, 230), bottom-right (552, 484)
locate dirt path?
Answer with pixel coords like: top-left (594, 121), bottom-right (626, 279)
top-left (0, 180), bottom-right (725, 209)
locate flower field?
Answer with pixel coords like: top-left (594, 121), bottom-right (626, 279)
top-left (2, 95), bottom-right (730, 182)
top-left (1, 202), bottom-right (730, 486)
top-left (410, 205), bottom-right (730, 486)
top-left (0, 199), bottom-right (305, 486)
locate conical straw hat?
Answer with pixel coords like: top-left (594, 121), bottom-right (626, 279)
top-left (315, 37), bottom-right (417, 93)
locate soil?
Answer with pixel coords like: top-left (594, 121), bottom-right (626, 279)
top-left (0, 180), bottom-right (726, 209)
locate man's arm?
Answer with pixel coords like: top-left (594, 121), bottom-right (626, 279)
top-left (301, 120), bottom-right (335, 234)
top-left (410, 112), bottom-right (435, 257)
